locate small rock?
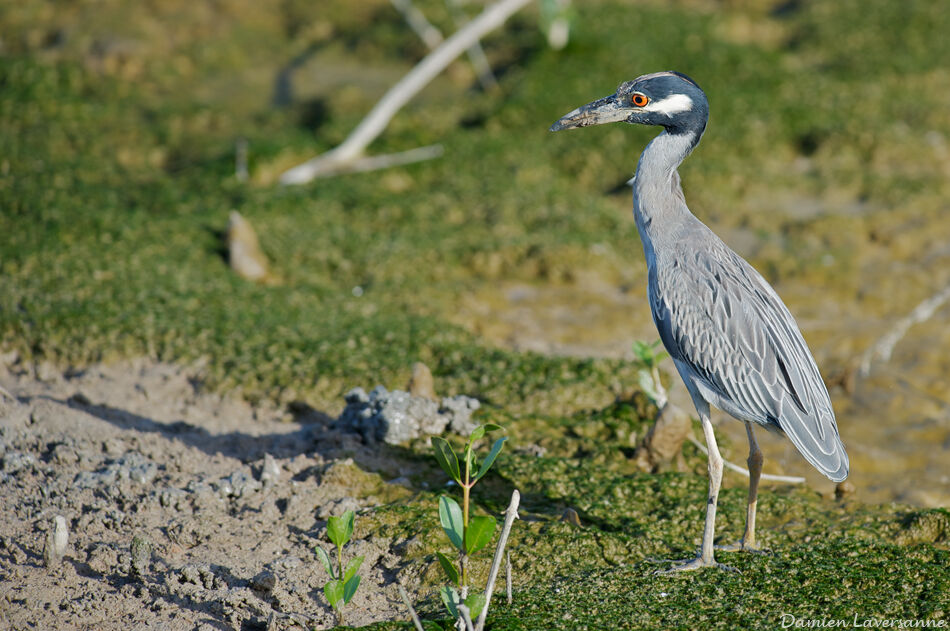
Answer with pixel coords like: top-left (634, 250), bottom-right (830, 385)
top-left (227, 211), bottom-right (269, 282)
top-left (560, 508), bottom-right (582, 527)
top-left (44, 515), bottom-right (69, 568)
top-left (130, 535), bottom-right (151, 581)
top-left (407, 362), bottom-right (437, 401)
top-left (835, 480), bottom-right (856, 500)
top-left (250, 569), bottom-right (277, 594)
top-left (259, 453), bottom-right (281, 488)
top-left (635, 403), bottom-right (691, 472)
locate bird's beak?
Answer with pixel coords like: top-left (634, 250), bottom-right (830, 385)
top-left (549, 93), bottom-right (630, 131)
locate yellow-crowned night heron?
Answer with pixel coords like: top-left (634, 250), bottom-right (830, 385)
top-left (551, 72), bottom-right (849, 572)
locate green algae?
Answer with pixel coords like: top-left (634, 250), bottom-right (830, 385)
top-left (353, 398), bottom-right (948, 629)
top-left (361, 449), bottom-right (949, 630)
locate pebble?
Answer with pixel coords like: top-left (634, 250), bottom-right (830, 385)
top-left (130, 535), bottom-right (151, 580)
top-left (249, 569), bottom-right (277, 594)
top-left (259, 453), bottom-right (281, 488)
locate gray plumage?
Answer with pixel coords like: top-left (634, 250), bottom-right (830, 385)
top-left (637, 132), bottom-right (848, 482)
top-left (552, 71), bottom-right (848, 571)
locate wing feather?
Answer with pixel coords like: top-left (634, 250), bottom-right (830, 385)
top-left (649, 237), bottom-right (849, 481)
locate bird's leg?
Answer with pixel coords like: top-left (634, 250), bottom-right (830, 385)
top-left (718, 422), bottom-right (766, 553)
top-left (656, 412), bottom-right (736, 573)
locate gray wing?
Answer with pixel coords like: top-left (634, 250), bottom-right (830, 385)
top-left (649, 240), bottom-right (849, 482)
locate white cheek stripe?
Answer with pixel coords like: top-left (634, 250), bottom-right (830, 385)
top-left (643, 93), bottom-right (693, 116)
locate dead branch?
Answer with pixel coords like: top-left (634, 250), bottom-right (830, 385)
top-left (397, 584), bottom-right (425, 631)
top-left (445, 0), bottom-right (498, 91)
top-left (859, 282), bottom-right (950, 377)
top-left (279, 0), bottom-right (531, 185)
top-left (686, 434), bottom-right (805, 484)
top-left (475, 489), bottom-right (520, 631)
top-left (391, 0), bottom-right (445, 49)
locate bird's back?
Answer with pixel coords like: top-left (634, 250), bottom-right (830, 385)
top-left (647, 222), bottom-right (849, 482)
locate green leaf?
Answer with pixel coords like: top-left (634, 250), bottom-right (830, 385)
top-left (439, 495), bottom-right (465, 551)
top-left (343, 574), bottom-right (361, 604)
top-left (469, 425), bottom-right (487, 443)
top-left (464, 515), bottom-right (496, 554)
top-left (324, 579), bottom-right (344, 610)
top-left (481, 423), bottom-right (503, 433)
top-left (432, 437), bottom-right (461, 484)
top-left (464, 592), bottom-right (487, 621)
top-left (474, 436), bottom-right (507, 481)
top-left (440, 585), bottom-right (460, 619)
top-left (343, 555), bottom-right (363, 584)
top-left (436, 551), bottom-right (460, 585)
top-left (327, 510), bottom-right (355, 548)
top-left (315, 546), bottom-right (335, 579)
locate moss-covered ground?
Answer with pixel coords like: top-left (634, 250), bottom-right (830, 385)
top-left (2, 0), bottom-right (949, 628)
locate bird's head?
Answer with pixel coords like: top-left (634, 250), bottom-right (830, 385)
top-left (550, 71), bottom-right (708, 137)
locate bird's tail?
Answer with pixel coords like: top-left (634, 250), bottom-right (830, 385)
top-left (777, 398), bottom-right (849, 482)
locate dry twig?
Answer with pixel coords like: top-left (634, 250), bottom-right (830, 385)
top-left (280, 0), bottom-right (531, 184)
top-left (398, 584), bottom-right (425, 631)
top-left (859, 282), bottom-right (950, 377)
top-left (445, 0), bottom-right (498, 91)
top-left (458, 604), bottom-right (476, 631)
top-left (686, 434), bottom-right (805, 484)
top-left (390, 0), bottom-right (445, 49)
top-left (475, 489), bottom-right (520, 631)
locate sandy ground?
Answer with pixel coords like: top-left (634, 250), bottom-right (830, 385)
top-left (0, 356), bottom-right (420, 630)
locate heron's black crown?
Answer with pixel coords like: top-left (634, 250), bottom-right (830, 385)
top-left (617, 71), bottom-right (708, 137)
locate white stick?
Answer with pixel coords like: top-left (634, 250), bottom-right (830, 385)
top-left (445, 0), bottom-right (498, 91)
top-left (475, 489), bottom-right (520, 631)
top-left (458, 604), bottom-right (476, 631)
top-left (397, 584), bottom-right (425, 631)
top-left (280, 0), bottom-right (531, 185)
top-left (322, 144), bottom-right (444, 177)
top-left (505, 550), bottom-right (512, 605)
top-left (859, 282), bottom-right (950, 377)
top-left (686, 434), bottom-right (805, 484)
top-left (391, 0), bottom-right (445, 49)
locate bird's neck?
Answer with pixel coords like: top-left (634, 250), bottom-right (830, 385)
top-left (631, 130), bottom-right (702, 263)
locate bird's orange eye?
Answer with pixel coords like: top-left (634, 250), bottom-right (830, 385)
top-left (632, 93), bottom-right (649, 107)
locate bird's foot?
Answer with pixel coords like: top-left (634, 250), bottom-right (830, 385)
top-left (650, 556), bottom-right (739, 575)
top-left (716, 540), bottom-right (769, 554)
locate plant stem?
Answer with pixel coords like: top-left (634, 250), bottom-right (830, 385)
top-left (462, 447), bottom-right (471, 589)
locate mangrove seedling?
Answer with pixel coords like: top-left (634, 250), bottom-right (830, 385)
top-left (432, 424), bottom-right (506, 622)
top-left (633, 339), bottom-right (669, 407)
top-left (316, 509), bottom-right (363, 625)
